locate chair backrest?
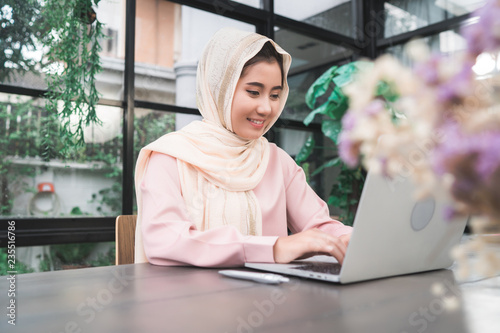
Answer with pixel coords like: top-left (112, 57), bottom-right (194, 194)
top-left (115, 215), bottom-right (137, 265)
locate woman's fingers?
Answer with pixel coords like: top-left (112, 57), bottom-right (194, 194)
top-left (273, 229), bottom-right (350, 264)
top-left (339, 233), bottom-right (351, 247)
top-left (318, 233), bottom-right (347, 264)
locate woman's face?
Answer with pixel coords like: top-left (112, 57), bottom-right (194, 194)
top-left (231, 60), bottom-right (283, 140)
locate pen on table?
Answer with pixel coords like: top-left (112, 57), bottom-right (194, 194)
top-left (218, 270), bottom-right (290, 284)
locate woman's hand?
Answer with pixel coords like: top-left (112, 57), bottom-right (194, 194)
top-left (273, 228), bottom-right (351, 264)
top-left (339, 233), bottom-right (351, 248)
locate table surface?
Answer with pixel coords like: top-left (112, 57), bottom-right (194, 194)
top-left (1, 263), bottom-right (499, 333)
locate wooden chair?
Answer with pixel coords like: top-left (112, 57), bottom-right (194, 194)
top-left (115, 215), bottom-right (137, 265)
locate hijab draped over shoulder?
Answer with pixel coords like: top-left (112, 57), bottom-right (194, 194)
top-left (134, 28), bottom-right (292, 263)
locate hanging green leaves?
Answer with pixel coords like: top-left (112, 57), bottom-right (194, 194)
top-left (43, 0), bottom-right (105, 155)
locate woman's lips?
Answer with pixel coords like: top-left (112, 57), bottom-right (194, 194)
top-left (248, 118), bottom-right (265, 128)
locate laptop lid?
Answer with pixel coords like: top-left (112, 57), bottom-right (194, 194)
top-left (336, 167), bottom-right (467, 283)
top-left (245, 167), bottom-right (468, 284)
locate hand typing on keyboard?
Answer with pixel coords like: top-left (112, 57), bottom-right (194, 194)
top-left (273, 228), bottom-right (351, 264)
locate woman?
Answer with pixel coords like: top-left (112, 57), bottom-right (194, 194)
top-left (134, 27), bottom-right (352, 267)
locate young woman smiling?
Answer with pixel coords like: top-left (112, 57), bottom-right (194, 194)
top-left (134, 28), bottom-right (352, 267)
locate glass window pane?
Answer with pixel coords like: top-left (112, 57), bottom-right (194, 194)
top-left (134, 1), bottom-right (254, 106)
top-left (386, 28), bottom-right (500, 78)
top-left (275, 0), bottom-right (354, 37)
top-left (94, 0), bottom-right (126, 100)
top-left (274, 128), bottom-right (310, 157)
top-left (282, 64), bottom-right (333, 123)
top-left (384, 0), bottom-right (487, 38)
top-left (274, 28), bottom-right (353, 122)
top-left (385, 28), bottom-right (467, 66)
top-left (0, 93), bottom-right (123, 218)
top-left (231, 0), bottom-right (261, 9)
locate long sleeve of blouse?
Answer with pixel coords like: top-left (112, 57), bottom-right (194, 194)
top-left (140, 143), bottom-right (352, 267)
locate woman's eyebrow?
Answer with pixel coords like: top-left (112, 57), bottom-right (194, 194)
top-left (246, 82), bottom-right (283, 90)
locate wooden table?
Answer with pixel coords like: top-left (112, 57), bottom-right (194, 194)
top-left (1, 263), bottom-right (499, 333)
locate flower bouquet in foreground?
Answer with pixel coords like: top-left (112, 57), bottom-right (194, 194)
top-left (338, 0), bottom-right (500, 279)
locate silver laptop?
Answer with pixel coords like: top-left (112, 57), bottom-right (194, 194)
top-left (245, 167), bottom-right (468, 284)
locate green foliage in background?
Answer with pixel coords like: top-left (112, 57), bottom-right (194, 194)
top-left (43, 0), bottom-right (106, 153)
top-left (2, 0), bottom-right (107, 153)
top-left (296, 62), bottom-right (370, 225)
top-left (0, 97), bottom-right (120, 216)
top-left (0, 0), bottom-right (46, 82)
top-left (0, 249), bottom-right (35, 275)
top-left (41, 242), bottom-right (115, 270)
top-left (0, 99), bottom-right (39, 215)
top-left (49, 243), bottom-right (95, 265)
top-left (1, 100), bottom-right (176, 219)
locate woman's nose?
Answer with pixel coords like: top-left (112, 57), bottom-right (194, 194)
top-left (257, 97), bottom-right (272, 115)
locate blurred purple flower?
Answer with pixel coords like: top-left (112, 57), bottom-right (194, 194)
top-left (341, 111), bottom-right (357, 131)
top-left (451, 177), bottom-right (477, 194)
top-left (462, 0), bottom-right (500, 56)
top-left (364, 99), bottom-right (385, 116)
top-left (414, 55), bottom-right (441, 85)
top-left (414, 54), bottom-right (474, 107)
top-left (474, 132), bottom-right (500, 179)
top-left (338, 131), bottom-right (359, 168)
top-left (436, 63), bottom-right (474, 105)
top-left (432, 122), bottom-right (500, 181)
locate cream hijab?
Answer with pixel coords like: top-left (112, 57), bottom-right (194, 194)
top-left (134, 28), bottom-right (292, 263)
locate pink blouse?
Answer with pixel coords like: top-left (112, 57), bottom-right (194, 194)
top-left (140, 143), bottom-right (352, 267)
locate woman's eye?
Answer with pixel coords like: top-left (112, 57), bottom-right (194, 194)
top-left (270, 94), bottom-right (280, 100)
top-left (246, 90), bottom-right (259, 96)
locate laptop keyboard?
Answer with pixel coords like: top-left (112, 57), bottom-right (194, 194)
top-left (291, 262), bottom-right (342, 275)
